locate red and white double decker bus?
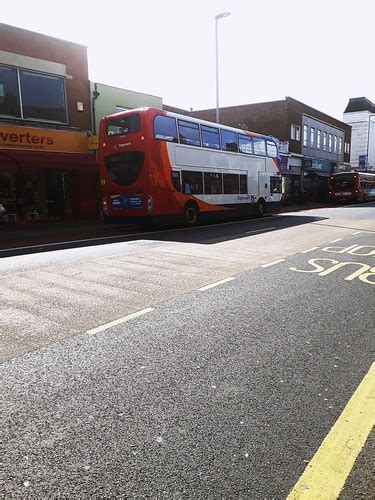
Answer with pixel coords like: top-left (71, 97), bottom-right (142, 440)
top-left (98, 107), bottom-right (283, 225)
top-left (329, 171), bottom-right (375, 202)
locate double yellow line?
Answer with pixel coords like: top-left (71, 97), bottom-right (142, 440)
top-left (288, 362), bottom-right (375, 499)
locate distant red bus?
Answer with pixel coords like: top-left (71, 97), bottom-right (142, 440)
top-left (329, 172), bottom-right (375, 202)
top-left (98, 107), bottom-right (282, 225)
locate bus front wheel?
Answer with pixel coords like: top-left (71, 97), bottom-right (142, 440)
top-left (184, 202), bottom-right (199, 226)
top-left (256, 198), bottom-right (266, 217)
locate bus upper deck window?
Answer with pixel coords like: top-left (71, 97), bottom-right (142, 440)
top-left (154, 115), bottom-right (178, 142)
top-left (201, 125), bottom-right (220, 150)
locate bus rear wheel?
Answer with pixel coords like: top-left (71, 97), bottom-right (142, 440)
top-left (256, 198), bottom-right (266, 216)
top-left (184, 202), bottom-right (199, 226)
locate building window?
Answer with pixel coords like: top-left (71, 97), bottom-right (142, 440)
top-left (316, 129), bottom-right (321, 149)
top-left (323, 132), bottom-right (327, 151)
top-left (329, 133), bottom-right (333, 153)
top-left (303, 125), bottom-right (308, 146)
top-left (0, 65), bottom-right (21, 117)
top-left (295, 126), bottom-right (300, 141)
top-left (291, 124), bottom-right (295, 140)
top-left (345, 142), bottom-right (350, 154)
top-left (339, 137), bottom-right (343, 154)
top-left (310, 127), bottom-right (315, 148)
top-left (333, 135), bottom-right (338, 153)
top-left (0, 64), bottom-right (67, 123)
top-left (290, 124), bottom-right (301, 141)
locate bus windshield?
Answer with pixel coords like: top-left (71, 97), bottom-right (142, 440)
top-left (107, 114), bottom-right (140, 136)
top-left (332, 174), bottom-right (355, 189)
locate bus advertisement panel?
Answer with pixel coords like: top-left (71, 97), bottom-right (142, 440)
top-left (98, 107), bottom-right (283, 225)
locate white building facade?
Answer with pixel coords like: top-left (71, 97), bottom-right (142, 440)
top-left (343, 97), bottom-right (375, 172)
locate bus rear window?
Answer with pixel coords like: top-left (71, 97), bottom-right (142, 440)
top-left (104, 151), bottom-right (144, 185)
top-left (107, 114), bottom-right (140, 136)
top-left (332, 174), bottom-right (355, 189)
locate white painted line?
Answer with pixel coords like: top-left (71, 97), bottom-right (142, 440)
top-left (352, 231), bottom-right (362, 235)
top-left (198, 277), bottom-right (235, 291)
top-left (261, 258), bottom-right (285, 268)
top-left (301, 246), bottom-right (320, 254)
top-left (330, 238), bottom-right (343, 243)
top-left (86, 307), bottom-right (154, 335)
top-left (245, 226), bottom-right (276, 235)
top-left (97, 254), bottom-right (121, 259)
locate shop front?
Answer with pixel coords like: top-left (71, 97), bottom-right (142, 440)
top-left (302, 158), bottom-right (334, 202)
top-left (0, 124), bottom-right (98, 225)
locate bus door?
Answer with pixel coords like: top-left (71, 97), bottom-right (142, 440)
top-left (258, 172), bottom-right (269, 198)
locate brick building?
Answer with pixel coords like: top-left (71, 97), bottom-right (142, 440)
top-left (0, 23), bottom-right (98, 224)
top-left (187, 97), bottom-right (352, 203)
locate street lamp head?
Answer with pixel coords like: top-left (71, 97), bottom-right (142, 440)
top-left (215, 11), bottom-right (231, 20)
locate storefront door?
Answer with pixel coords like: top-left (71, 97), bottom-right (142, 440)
top-left (46, 171), bottom-right (63, 218)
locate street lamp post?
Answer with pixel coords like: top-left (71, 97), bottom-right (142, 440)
top-left (215, 11), bottom-right (231, 124)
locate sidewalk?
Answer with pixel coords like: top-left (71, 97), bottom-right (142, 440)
top-left (0, 202), bottom-right (330, 253)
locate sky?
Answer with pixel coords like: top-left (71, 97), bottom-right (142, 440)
top-left (2, 0), bottom-right (374, 121)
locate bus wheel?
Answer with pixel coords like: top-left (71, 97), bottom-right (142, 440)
top-left (184, 202), bottom-right (199, 226)
top-left (256, 198), bottom-right (266, 216)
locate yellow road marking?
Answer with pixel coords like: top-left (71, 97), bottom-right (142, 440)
top-left (261, 258), bottom-right (285, 268)
top-left (198, 277), bottom-right (235, 291)
top-left (288, 362), bottom-right (375, 499)
top-left (301, 247), bottom-right (320, 254)
top-left (86, 307), bottom-right (155, 335)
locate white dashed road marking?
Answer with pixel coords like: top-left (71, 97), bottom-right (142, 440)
top-left (198, 277), bottom-right (235, 291)
top-left (86, 307), bottom-right (155, 335)
top-left (301, 247), bottom-right (320, 254)
top-left (261, 259), bottom-right (285, 268)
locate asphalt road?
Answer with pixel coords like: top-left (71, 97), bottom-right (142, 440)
top-left (1, 203), bottom-right (374, 497)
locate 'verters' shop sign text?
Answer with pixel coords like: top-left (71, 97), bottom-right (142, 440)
top-left (0, 124), bottom-right (89, 154)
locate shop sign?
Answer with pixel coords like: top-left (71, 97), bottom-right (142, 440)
top-left (304, 158), bottom-right (332, 173)
top-left (278, 141), bottom-right (289, 154)
top-left (358, 155), bottom-right (367, 171)
top-left (312, 159), bottom-right (324, 170)
top-left (0, 124), bottom-right (89, 154)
